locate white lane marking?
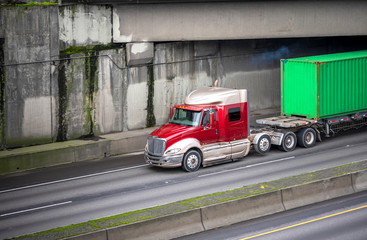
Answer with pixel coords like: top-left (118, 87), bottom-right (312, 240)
top-left (0, 201), bottom-right (72, 217)
top-left (198, 156), bottom-right (295, 178)
top-left (0, 164), bottom-right (149, 194)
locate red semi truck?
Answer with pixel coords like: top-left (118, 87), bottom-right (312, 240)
top-left (145, 87), bottom-right (258, 172)
top-left (144, 51), bottom-right (367, 172)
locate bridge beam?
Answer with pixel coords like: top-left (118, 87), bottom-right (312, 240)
top-left (113, 1), bottom-right (367, 42)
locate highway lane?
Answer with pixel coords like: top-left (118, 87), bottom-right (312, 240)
top-left (0, 127), bottom-right (366, 239)
top-left (176, 191), bottom-right (367, 240)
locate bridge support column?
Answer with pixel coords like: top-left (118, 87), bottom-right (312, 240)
top-left (125, 42), bottom-right (155, 130)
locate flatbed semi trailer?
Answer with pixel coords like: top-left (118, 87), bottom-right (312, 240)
top-left (256, 50), bottom-right (367, 147)
top-left (145, 50), bottom-right (367, 172)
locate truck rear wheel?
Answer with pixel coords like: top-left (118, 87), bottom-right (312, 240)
top-left (278, 131), bottom-right (297, 152)
top-left (297, 127), bottom-right (316, 148)
top-left (254, 134), bottom-right (271, 155)
top-left (182, 149), bottom-right (201, 172)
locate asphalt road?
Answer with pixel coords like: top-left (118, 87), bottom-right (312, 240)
top-left (0, 127), bottom-right (366, 239)
top-left (176, 191), bottom-right (367, 240)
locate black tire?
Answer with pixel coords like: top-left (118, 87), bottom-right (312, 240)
top-left (278, 131), bottom-right (297, 152)
top-left (297, 127), bottom-right (317, 148)
top-left (182, 149), bottom-right (202, 172)
top-left (254, 134), bottom-right (271, 155)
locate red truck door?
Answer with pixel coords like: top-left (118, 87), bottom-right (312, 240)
top-left (199, 110), bottom-right (219, 145)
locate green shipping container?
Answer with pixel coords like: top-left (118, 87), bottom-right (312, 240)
top-left (281, 50), bottom-right (367, 120)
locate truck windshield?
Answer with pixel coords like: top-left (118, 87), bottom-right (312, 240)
top-left (170, 108), bottom-right (202, 127)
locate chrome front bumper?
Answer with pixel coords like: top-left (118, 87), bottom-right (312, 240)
top-left (144, 151), bottom-right (184, 168)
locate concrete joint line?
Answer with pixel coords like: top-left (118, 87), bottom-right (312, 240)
top-left (72, 146), bottom-right (77, 163)
top-left (350, 173), bottom-right (357, 193)
top-left (279, 189), bottom-right (287, 211)
top-left (199, 208), bottom-right (207, 231)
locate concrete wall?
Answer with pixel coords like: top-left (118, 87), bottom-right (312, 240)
top-left (57, 48), bottom-right (126, 140)
top-left (153, 42), bottom-right (216, 125)
top-left (0, 8), bottom-right (5, 39)
top-left (0, 5), bottom-right (127, 148)
top-left (125, 42), bottom-right (154, 130)
top-left (58, 53), bottom-right (90, 140)
top-left (2, 5), bottom-right (59, 148)
top-left (59, 5), bottom-right (112, 50)
top-left (0, 38), bottom-right (4, 148)
top-left (0, 8), bottom-right (5, 147)
top-left (152, 40), bottom-right (286, 126)
top-left (113, 1), bottom-right (367, 42)
top-left (95, 49), bottom-right (127, 134)
top-left (126, 66), bottom-right (149, 130)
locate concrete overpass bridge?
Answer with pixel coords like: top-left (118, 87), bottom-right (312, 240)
top-left (1, 0), bottom-right (367, 149)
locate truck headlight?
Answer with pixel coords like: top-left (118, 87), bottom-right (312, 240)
top-left (166, 148), bottom-right (181, 155)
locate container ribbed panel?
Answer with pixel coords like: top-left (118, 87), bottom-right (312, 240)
top-left (281, 50), bottom-right (367, 119)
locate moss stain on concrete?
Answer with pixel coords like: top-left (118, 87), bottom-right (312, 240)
top-left (54, 44), bottom-right (123, 142)
top-left (146, 65), bottom-right (156, 128)
top-left (0, 2), bottom-right (57, 7)
top-left (59, 44), bottom-right (122, 56)
top-left (56, 58), bottom-right (68, 141)
top-left (83, 50), bottom-right (98, 137)
top-left (0, 38), bottom-right (5, 149)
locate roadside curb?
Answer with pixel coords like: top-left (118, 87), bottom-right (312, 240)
top-left (0, 108), bottom-right (280, 175)
top-left (201, 190), bottom-right (284, 231)
top-left (16, 160), bottom-right (367, 240)
top-left (0, 127), bottom-right (157, 175)
top-left (282, 174), bottom-right (354, 210)
top-left (107, 209), bottom-right (204, 240)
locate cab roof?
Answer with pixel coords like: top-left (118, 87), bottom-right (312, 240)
top-left (184, 87), bottom-right (247, 106)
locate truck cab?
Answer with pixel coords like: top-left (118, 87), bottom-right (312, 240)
top-left (144, 87), bottom-right (252, 172)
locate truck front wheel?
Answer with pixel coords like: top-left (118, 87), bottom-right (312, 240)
top-left (297, 127), bottom-right (316, 148)
top-left (182, 149), bottom-right (202, 172)
top-left (278, 131), bottom-right (297, 152)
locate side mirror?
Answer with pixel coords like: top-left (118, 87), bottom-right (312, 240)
top-left (209, 112), bottom-right (214, 126)
top-left (170, 107), bottom-right (173, 119)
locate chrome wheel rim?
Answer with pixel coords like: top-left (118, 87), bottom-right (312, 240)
top-left (259, 137), bottom-right (270, 152)
top-left (285, 135), bottom-right (294, 148)
top-left (187, 154), bottom-right (199, 169)
top-left (305, 132), bottom-right (315, 144)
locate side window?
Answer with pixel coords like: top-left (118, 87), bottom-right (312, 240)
top-left (201, 111), bottom-right (208, 126)
top-left (228, 107), bottom-right (241, 122)
top-left (201, 110), bottom-right (216, 127)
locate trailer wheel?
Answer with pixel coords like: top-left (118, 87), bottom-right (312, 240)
top-left (297, 127), bottom-right (316, 148)
top-left (254, 134), bottom-right (271, 155)
top-left (278, 131), bottom-right (297, 152)
top-left (182, 149), bottom-right (201, 172)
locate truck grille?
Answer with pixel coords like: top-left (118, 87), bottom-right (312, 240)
top-left (147, 136), bottom-right (166, 156)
